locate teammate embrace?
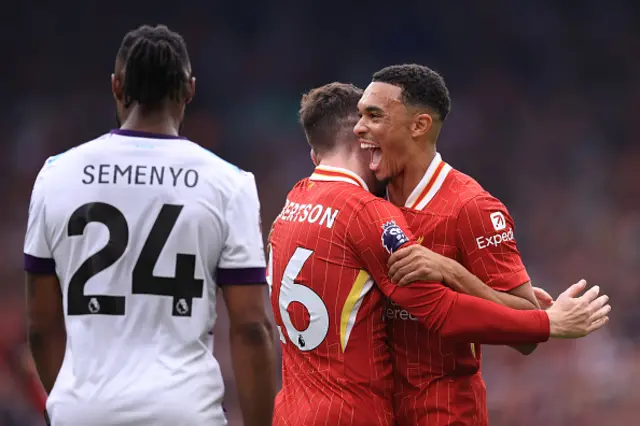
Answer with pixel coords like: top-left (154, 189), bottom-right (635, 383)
top-left (269, 68), bottom-right (610, 426)
top-left (24, 25), bottom-right (609, 426)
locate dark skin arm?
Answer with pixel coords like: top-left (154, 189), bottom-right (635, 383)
top-left (389, 245), bottom-right (540, 355)
top-left (26, 272), bottom-right (66, 394)
top-left (221, 284), bottom-right (277, 426)
top-left (501, 282), bottom-right (540, 355)
top-left (446, 261), bottom-right (540, 355)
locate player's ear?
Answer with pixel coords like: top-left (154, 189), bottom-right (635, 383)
top-left (111, 73), bottom-right (123, 102)
top-left (185, 76), bottom-right (196, 105)
top-left (411, 112), bottom-right (433, 138)
top-left (310, 149), bottom-right (319, 166)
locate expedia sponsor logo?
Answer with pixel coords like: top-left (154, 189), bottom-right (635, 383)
top-left (383, 299), bottom-right (419, 321)
top-left (476, 228), bottom-right (514, 249)
top-left (490, 211), bottom-right (506, 231)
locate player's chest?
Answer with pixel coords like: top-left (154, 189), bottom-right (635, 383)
top-left (402, 210), bottom-right (458, 259)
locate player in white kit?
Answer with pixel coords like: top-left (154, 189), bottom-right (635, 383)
top-left (24, 25), bottom-right (276, 426)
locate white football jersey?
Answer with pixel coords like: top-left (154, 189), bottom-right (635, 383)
top-left (24, 129), bottom-right (267, 426)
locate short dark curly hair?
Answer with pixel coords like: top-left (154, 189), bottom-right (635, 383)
top-left (299, 82), bottom-right (363, 154)
top-left (372, 64), bottom-right (451, 121)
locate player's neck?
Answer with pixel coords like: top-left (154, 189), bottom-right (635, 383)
top-left (119, 107), bottom-right (180, 137)
top-left (387, 148), bottom-right (436, 207)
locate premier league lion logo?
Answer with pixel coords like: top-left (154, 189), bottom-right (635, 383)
top-left (381, 220), bottom-right (409, 254)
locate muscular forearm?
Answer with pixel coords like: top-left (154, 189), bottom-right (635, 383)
top-left (28, 329), bottom-right (65, 394)
top-left (444, 259), bottom-right (539, 354)
top-left (444, 259), bottom-right (537, 310)
top-left (230, 320), bottom-right (277, 426)
top-left (490, 290), bottom-right (538, 310)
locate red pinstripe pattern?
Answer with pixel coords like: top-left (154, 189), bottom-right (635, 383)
top-left (270, 176), bottom-right (405, 426)
top-left (390, 168), bottom-right (530, 426)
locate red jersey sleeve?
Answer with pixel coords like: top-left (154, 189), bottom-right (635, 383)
top-left (456, 193), bottom-right (530, 292)
top-left (347, 198), bottom-right (549, 344)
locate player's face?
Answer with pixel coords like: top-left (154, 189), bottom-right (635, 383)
top-left (354, 82), bottom-right (414, 182)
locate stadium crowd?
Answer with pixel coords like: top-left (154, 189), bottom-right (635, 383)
top-left (1, 1), bottom-right (638, 424)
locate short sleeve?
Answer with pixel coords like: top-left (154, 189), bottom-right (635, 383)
top-left (24, 165), bottom-right (56, 274)
top-left (456, 193), bottom-right (530, 292)
top-left (217, 172), bottom-right (267, 285)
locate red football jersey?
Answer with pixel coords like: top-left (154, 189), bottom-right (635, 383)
top-left (268, 166), bottom-right (402, 426)
top-left (270, 165), bottom-right (548, 426)
top-left (388, 153), bottom-right (531, 426)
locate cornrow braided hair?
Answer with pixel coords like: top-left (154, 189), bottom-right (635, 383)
top-left (116, 25), bottom-right (191, 109)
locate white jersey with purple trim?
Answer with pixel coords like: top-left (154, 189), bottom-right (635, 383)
top-left (24, 129), bottom-right (267, 426)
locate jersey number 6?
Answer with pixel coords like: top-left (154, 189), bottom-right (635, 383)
top-left (67, 202), bottom-right (204, 317)
top-left (268, 247), bottom-right (329, 352)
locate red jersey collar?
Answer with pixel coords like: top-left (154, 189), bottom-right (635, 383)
top-left (309, 165), bottom-right (369, 192)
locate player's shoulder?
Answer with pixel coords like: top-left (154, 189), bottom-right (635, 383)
top-left (290, 178), bottom-right (377, 207)
top-left (177, 139), bottom-right (257, 193)
top-left (183, 140), bottom-right (246, 173)
top-left (357, 192), bottom-right (400, 213)
top-left (445, 168), bottom-right (508, 214)
top-left (443, 168), bottom-right (502, 206)
top-left (282, 179), bottom-right (391, 233)
top-left (281, 177), bottom-right (311, 203)
top-left (340, 190), bottom-right (404, 227)
top-left (325, 181), bottom-right (383, 213)
top-left (34, 133), bottom-right (112, 182)
top-left (291, 177), bottom-right (311, 192)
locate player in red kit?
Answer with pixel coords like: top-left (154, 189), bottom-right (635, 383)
top-left (355, 64), bottom-right (607, 425)
top-left (269, 83), bottom-right (610, 426)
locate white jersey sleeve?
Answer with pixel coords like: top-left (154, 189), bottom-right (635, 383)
top-left (216, 171), bottom-right (267, 285)
top-left (24, 159), bottom-right (56, 274)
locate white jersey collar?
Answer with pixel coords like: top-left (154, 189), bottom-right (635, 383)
top-left (404, 153), bottom-right (452, 210)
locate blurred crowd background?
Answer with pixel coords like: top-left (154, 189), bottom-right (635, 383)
top-left (2, 1), bottom-right (639, 425)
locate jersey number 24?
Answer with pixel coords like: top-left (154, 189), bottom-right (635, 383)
top-left (66, 202), bottom-right (204, 317)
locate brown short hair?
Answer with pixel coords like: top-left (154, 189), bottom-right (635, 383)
top-left (299, 82), bottom-right (363, 154)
